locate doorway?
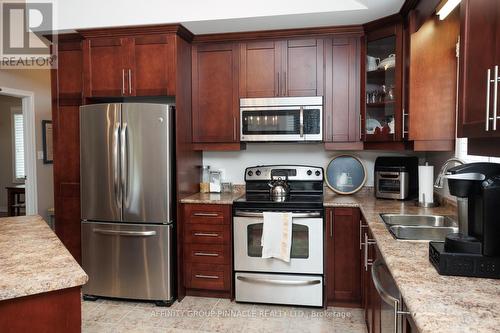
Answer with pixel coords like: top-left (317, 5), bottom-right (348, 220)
top-left (0, 87), bottom-right (37, 216)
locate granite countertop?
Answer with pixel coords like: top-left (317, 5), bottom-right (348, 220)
top-left (324, 190), bottom-right (500, 333)
top-left (180, 191), bottom-right (244, 205)
top-left (0, 215), bottom-right (88, 301)
top-left (182, 189), bottom-right (500, 332)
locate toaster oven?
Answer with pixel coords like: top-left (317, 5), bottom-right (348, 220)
top-left (374, 157), bottom-right (418, 200)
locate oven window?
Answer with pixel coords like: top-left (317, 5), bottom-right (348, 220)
top-left (379, 179), bottom-right (401, 192)
top-left (241, 110), bottom-right (300, 135)
top-left (247, 223), bottom-right (309, 259)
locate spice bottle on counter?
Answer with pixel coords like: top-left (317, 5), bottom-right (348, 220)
top-left (200, 166), bottom-right (210, 193)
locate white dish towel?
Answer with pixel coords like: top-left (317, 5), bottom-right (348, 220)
top-left (261, 212), bottom-right (293, 262)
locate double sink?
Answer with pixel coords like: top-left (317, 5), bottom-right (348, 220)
top-left (380, 214), bottom-right (458, 241)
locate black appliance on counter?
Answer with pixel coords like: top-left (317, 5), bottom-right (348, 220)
top-left (374, 156), bottom-right (418, 200)
top-left (430, 162), bottom-right (500, 279)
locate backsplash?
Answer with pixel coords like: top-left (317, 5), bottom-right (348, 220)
top-left (203, 143), bottom-right (424, 185)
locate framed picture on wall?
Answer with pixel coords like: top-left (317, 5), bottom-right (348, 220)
top-left (42, 120), bottom-right (53, 164)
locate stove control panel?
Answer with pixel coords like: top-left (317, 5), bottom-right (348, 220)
top-left (245, 165), bottom-right (323, 181)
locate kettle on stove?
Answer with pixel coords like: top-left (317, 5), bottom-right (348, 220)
top-left (268, 177), bottom-right (289, 202)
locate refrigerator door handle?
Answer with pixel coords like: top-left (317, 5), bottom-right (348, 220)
top-left (113, 122), bottom-right (121, 206)
top-left (121, 122), bottom-right (129, 204)
top-left (93, 228), bottom-right (157, 237)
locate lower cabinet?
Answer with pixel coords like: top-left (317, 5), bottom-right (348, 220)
top-left (182, 204), bottom-right (232, 298)
top-left (325, 207), bottom-right (362, 306)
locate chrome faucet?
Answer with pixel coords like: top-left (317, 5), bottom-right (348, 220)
top-left (434, 158), bottom-right (465, 189)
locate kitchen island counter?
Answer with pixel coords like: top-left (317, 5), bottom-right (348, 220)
top-left (0, 215), bottom-right (87, 301)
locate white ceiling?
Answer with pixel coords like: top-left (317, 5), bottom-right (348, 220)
top-left (49, 0), bottom-right (405, 34)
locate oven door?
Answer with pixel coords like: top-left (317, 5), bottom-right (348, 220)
top-left (240, 106), bottom-right (322, 142)
top-left (233, 211), bottom-right (323, 274)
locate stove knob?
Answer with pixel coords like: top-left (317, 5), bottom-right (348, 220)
top-left (315, 170), bottom-right (321, 176)
top-left (256, 170), bottom-right (261, 176)
top-left (307, 170), bottom-right (312, 176)
top-left (248, 170), bottom-right (253, 176)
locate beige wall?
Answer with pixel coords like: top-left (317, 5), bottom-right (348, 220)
top-left (0, 69), bottom-right (53, 220)
top-left (0, 96), bottom-right (22, 211)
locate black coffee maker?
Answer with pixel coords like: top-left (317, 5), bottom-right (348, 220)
top-left (429, 162), bottom-right (500, 278)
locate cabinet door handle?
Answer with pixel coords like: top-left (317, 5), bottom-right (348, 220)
top-left (283, 71), bottom-right (287, 96)
top-left (194, 252), bottom-right (219, 257)
top-left (364, 232), bottom-right (376, 271)
top-left (195, 274), bottom-right (219, 280)
top-left (329, 210), bottom-right (333, 238)
top-left (122, 69), bottom-right (125, 95)
top-left (359, 113), bottom-right (362, 141)
top-left (277, 72), bottom-right (280, 97)
top-left (359, 222), bottom-right (367, 250)
top-left (493, 65), bottom-right (499, 131)
top-left (193, 232), bottom-right (219, 237)
top-left (193, 212), bottom-right (219, 217)
top-left (402, 108), bottom-right (406, 139)
top-left (233, 116), bottom-right (237, 141)
top-left (128, 69), bottom-right (132, 95)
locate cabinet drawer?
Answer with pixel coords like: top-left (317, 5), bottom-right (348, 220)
top-left (184, 224), bottom-right (230, 244)
top-left (184, 244), bottom-right (230, 265)
top-left (184, 204), bottom-right (231, 225)
top-left (184, 263), bottom-right (230, 291)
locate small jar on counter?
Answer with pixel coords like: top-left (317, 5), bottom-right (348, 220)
top-left (200, 166), bottom-right (210, 193)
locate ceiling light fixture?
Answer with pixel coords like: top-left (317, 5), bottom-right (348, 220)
top-left (436, 0), bottom-right (461, 20)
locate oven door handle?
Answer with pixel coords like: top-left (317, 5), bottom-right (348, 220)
top-left (237, 276), bottom-right (321, 286)
top-left (234, 210), bottom-right (321, 218)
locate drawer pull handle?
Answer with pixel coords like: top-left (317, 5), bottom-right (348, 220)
top-left (194, 252), bottom-right (219, 257)
top-left (195, 274), bottom-right (219, 280)
top-left (193, 232), bottom-right (219, 237)
top-left (193, 212), bottom-right (219, 217)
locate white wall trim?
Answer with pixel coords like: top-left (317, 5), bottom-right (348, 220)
top-left (0, 87), bottom-right (38, 216)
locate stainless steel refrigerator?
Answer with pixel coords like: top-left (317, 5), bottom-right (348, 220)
top-left (80, 103), bottom-right (174, 305)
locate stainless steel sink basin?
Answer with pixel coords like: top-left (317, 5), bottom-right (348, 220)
top-left (380, 214), bottom-right (458, 241)
top-left (380, 214), bottom-right (457, 227)
top-left (388, 225), bottom-right (458, 241)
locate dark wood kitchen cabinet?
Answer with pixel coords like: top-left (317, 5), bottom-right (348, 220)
top-left (458, 0), bottom-right (500, 156)
top-left (324, 36), bottom-right (363, 150)
top-left (239, 38), bottom-right (324, 97)
top-left (182, 204), bottom-right (233, 298)
top-left (409, 7), bottom-right (459, 151)
top-left (191, 42), bottom-right (241, 147)
top-left (363, 21), bottom-right (405, 149)
top-left (325, 207), bottom-right (362, 307)
top-left (82, 34), bottom-right (175, 97)
top-left (51, 34), bottom-right (84, 262)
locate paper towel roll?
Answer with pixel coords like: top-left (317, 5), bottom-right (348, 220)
top-left (418, 165), bottom-right (434, 204)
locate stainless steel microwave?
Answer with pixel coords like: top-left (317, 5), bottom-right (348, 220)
top-left (240, 97), bottom-right (323, 142)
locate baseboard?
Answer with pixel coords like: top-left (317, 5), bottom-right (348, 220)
top-left (0, 207), bottom-right (7, 213)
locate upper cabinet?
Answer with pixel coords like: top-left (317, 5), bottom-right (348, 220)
top-left (363, 23), bottom-right (404, 144)
top-left (324, 36), bottom-right (362, 150)
top-left (239, 38), bottom-right (323, 98)
top-left (82, 34), bottom-right (175, 97)
top-left (192, 43), bottom-right (240, 145)
top-left (409, 8), bottom-right (459, 151)
top-left (458, 0), bottom-right (500, 139)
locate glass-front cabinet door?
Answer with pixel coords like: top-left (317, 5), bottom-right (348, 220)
top-left (364, 24), bottom-right (403, 142)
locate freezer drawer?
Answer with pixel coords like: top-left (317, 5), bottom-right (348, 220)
top-left (235, 272), bottom-right (323, 307)
top-left (82, 221), bottom-right (173, 302)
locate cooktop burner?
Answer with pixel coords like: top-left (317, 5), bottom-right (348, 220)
top-left (235, 165), bottom-right (325, 211)
top-left (233, 193), bottom-right (324, 210)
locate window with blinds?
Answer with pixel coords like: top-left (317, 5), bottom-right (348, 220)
top-left (456, 138), bottom-right (500, 164)
top-left (12, 112), bottom-right (25, 183)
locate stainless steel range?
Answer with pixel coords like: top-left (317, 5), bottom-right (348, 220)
top-left (233, 165), bottom-right (324, 307)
